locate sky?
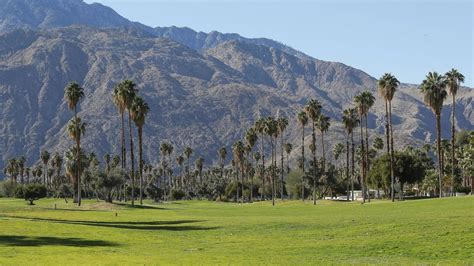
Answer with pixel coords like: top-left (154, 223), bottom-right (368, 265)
top-left (85, 0), bottom-right (473, 87)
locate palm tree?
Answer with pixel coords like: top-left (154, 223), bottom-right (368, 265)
top-left (66, 117), bottom-right (86, 204)
top-left (277, 116), bottom-right (288, 200)
top-left (264, 117), bottom-right (278, 206)
top-left (232, 140), bottom-right (245, 202)
top-left (5, 159), bottom-right (19, 184)
top-left (184, 146), bottom-right (193, 179)
top-left (284, 143), bottom-right (292, 174)
top-left (218, 147), bottom-right (227, 180)
top-left (131, 96), bottom-right (150, 205)
top-left (64, 82), bottom-right (85, 205)
top-left (445, 69), bottom-right (464, 196)
top-left (245, 128), bottom-right (258, 202)
top-left (305, 99), bottom-right (322, 205)
top-left (120, 80), bottom-right (138, 205)
top-left (103, 153), bottom-right (111, 173)
top-left (316, 114), bottom-right (330, 172)
top-left (17, 156), bottom-right (26, 184)
top-left (113, 83), bottom-right (128, 169)
top-left (51, 152), bottom-right (62, 190)
top-left (254, 118), bottom-right (266, 199)
top-left (176, 155), bottom-right (184, 189)
top-left (355, 91), bottom-right (375, 202)
top-left (377, 73), bottom-right (399, 201)
top-left (40, 150), bottom-right (50, 186)
top-left (333, 142), bottom-right (345, 199)
top-left (195, 157), bottom-right (204, 185)
top-left (297, 111), bottom-right (308, 201)
top-left (420, 72), bottom-right (448, 198)
top-left (342, 108), bottom-right (359, 201)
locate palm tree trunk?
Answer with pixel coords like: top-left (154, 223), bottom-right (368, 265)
top-left (261, 133), bottom-right (265, 200)
top-left (312, 122), bottom-right (317, 205)
top-left (346, 137), bottom-right (350, 201)
top-left (301, 125), bottom-right (305, 201)
top-left (389, 100), bottom-right (395, 202)
top-left (128, 111), bottom-right (135, 206)
top-left (365, 114), bottom-right (370, 203)
top-left (351, 131), bottom-right (355, 201)
top-left (121, 111), bottom-right (126, 169)
top-left (241, 163), bottom-right (245, 203)
top-left (451, 94), bottom-right (456, 196)
top-left (271, 138), bottom-right (275, 206)
top-left (360, 116), bottom-right (365, 203)
top-left (436, 113), bottom-right (442, 198)
top-left (74, 106), bottom-right (82, 206)
top-left (280, 133), bottom-right (284, 200)
top-left (138, 126), bottom-right (143, 205)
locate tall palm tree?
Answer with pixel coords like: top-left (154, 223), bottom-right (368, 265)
top-left (284, 143), bottom-right (292, 174)
top-left (232, 140), bottom-right (245, 202)
top-left (184, 146), bottom-right (193, 180)
top-left (254, 118), bottom-right (266, 199)
top-left (355, 91), bottom-right (374, 202)
top-left (66, 118), bottom-right (86, 201)
top-left (420, 72), bottom-right (448, 198)
top-left (40, 150), bottom-right (50, 186)
top-left (120, 80), bottom-right (138, 205)
top-left (17, 156), bottom-right (26, 184)
top-left (176, 155), bottom-right (184, 189)
top-left (264, 117), bottom-right (278, 206)
top-left (316, 114), bottom-right (330, 172)
top-left (305, 99), bottom-right (322, 205)
top-left (297, 111), bottom-right (308, 201)
top-left (64, 82), bottom-right (85, 205)
top-left (277, 116), bottom-right (289, 200)
top-left (218, 147), bottom-right (227, 180)
top-left (445, 69), bottom-right (464, 196)
top-left (131, 96), bottom-right (149, 205)
top-left (113, 83), bottom-right (128, 170)
top-left (195, 157), bottom-right (204, 185)
top-left (245, 128), bottom-right (258, 202)
top-left (377, 73), bottom-right (399, 201)
top-left (343, 108), bottom-right (359, 201)
top-left (51, 152), bottom-right (62, 190)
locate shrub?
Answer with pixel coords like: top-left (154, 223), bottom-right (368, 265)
top-left (24, 184), bottom-right (47, 205)
top-left (456, 186), bottom-right (471, 194)
top-left (14, 185), bottom-right (25, 198)
top-left (145, 184), bottom-right (164, 202)
top-left (171, 189), bottom-right (185, 200)
top-left (0, 181), bottom-right (17, 197)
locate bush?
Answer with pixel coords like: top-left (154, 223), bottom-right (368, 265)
top-left (171, 189), bottom-right (185, 200)
top-left (0, 181), bottom-right (17, 197)
top-left (456, 186), bottom-right (471, 194)
top-left (24, 184), bottom-right (47, 205)
top-left (145, 184), bottom-right (164, 202)
top-left (14, 185), bottom-right (25, 198)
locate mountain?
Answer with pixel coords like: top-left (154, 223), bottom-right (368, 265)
top-left (0, 0), bottom-right (472, 177)
top-left (0, 0), bottom-right (309, 58)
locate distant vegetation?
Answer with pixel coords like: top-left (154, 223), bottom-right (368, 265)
top-left (2, 70), bottom-right (473, 205)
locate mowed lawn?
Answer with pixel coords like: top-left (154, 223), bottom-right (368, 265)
top-left (0, 197), bottom-right (473, 265)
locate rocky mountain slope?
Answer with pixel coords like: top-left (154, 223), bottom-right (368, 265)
top-left (0, 0), bottom-right (472, 176)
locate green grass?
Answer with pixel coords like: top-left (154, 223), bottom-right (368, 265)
top-left (0, 197), bottom-right (473, 265)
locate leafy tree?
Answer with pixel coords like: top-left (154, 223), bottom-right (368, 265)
top-left (24, 184), bottom-right (47, 205)
top-left (97, 168), bottom-right (126, 203)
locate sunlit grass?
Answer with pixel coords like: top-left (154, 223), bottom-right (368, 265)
top-left (0, 197), bottom-right (473, 265)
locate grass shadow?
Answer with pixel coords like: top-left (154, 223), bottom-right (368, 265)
top-left (41, 208), bottom-right (109, 212)
top-left (0, 235), bottom-right (119, 247)
top-left (7, 216), bottom-right (217, 231)
top-left (113, 202), bottom-right (167, 210)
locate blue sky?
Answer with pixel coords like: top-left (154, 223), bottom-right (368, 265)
top-left (85, 0), bottom-right (473, 87)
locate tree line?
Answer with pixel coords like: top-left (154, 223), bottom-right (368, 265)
top-left (2, 69), bottom-right (473, 205)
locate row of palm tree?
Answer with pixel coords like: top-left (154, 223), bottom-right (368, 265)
top-left (3, 68), bottom-right (466, 204)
